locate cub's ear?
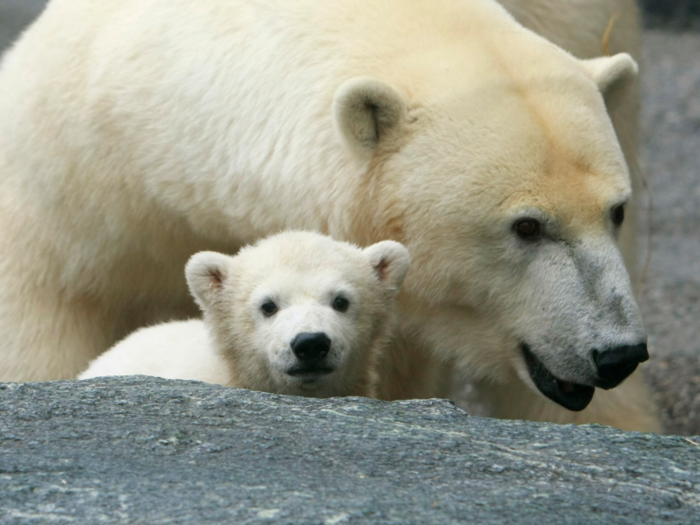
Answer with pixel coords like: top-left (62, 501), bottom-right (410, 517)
top-left (333, 77), bottom-right (406, 163)
top-left (363, 240), bottom-right (411, 292)
top-left (582, 53), bottom-right (638, 110)
top-left (185, 251), bottom-right (232, 312)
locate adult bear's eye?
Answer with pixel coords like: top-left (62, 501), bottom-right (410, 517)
top-left (611, 204), bottom-right (625, 227)
top-left (513, 218), bottom-right (542, 240)
top-left (332, 296), bottom-right (350, 313)
top-left (261, 300), bottom-right (278, 317)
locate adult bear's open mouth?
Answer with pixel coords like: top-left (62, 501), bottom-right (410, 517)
top-left (522, 344), bottom-right (595, 411)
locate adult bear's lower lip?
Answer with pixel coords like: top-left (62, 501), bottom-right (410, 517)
top-left (521, 344), bottom-right (595, 411)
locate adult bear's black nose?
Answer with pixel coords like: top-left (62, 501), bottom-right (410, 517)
top-left (290, 332), bottom-right (331, 363)
top-left (594, 343), bottom-right (649, 389)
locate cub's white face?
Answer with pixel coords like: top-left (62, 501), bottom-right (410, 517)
top-left (186, 232), bottom-right (410, 397)
top-left (241, 267), bottom-right (370, 395)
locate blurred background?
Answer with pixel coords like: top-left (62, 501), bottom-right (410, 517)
top-left (642, 0), bottom-right (700, 29)
top-left (1, 0), bottom-right (698, 435)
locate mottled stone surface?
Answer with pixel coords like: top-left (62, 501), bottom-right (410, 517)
top-left (1, 377), bottom-right (699, 524)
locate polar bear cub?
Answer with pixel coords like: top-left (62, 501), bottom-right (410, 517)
top-left (79, 232), bottom-right (410, 398)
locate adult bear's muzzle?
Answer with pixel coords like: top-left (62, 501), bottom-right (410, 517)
top-left (593, 343), bottom-right (649, 390)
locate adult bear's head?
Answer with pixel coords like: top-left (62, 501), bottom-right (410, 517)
top-left (333, 32), bottom-right (645, 411)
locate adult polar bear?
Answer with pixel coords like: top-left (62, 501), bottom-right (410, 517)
top-left (0, 0), bottom-right (659, 430)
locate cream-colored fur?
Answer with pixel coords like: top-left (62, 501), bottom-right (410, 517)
top-left (79, 319), bottom-right (232, 385)
top-left (462, 0), bottom-right (656, 432)
top-left (0, 0), bottom-right (658, 431)
top-left (80, 232), bottom-right (410, 397)
top-left (502, 0), bottom-right (642, 278)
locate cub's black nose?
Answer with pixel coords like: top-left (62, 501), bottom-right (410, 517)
top-left (594, 343), bottom-right (649, 389)
top-left (290, 332), bottom-right (331, 363)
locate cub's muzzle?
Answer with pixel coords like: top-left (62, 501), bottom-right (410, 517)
top-left (287, 331), bottom-right (334, 383)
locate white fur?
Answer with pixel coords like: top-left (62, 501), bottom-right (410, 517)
top-left (0, 0), bottom-right (658, 430)
top-left (584, 53), bottom-right (639, 108)
top-left (78, 320), bottom-right (232, 385)
top-left (80, 232), bottom-right (410, 398)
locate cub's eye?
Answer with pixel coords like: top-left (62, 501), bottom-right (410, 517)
top-left (514, 219), bottom-right (542, 240)
top-left (332, 296), bottom-right (350, 313)
top-left (612, 205), bottom-right (625, 227)
top-left (261, 300), bottom-right (278, 317)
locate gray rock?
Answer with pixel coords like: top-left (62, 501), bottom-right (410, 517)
top-left (1, 377), bottom-right (699, 524)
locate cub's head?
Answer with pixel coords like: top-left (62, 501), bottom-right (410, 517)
top-left (333, 26), bottom-right (647, 412)
top-left (185, 232), bottom-right (410, 397)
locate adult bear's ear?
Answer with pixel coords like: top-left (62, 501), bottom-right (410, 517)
top-left (582, 53), bottom-right (638, 111)
top-left (333, 77), bottom-right (406, 163)
top-left (185, 251), bottom-right (232, 312)
top-left (363, 240), bottom-right (411, 293)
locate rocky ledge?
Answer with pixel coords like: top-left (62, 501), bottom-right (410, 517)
top-left (1, 377), bottom-right (698, 524)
